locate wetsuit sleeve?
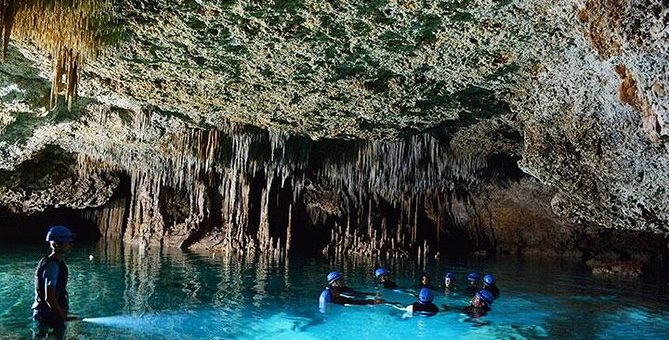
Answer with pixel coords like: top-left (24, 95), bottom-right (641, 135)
top-left (339, 296), bottom-right (376, 305)
top-left (340, 287), bottom-right (375, 298)
top-left (43, 261), bottom-right (60, 287)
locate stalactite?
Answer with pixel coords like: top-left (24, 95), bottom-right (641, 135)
top-left (5, 0), bottom-right (118, 110)
top-left (82, 198), bottom-right (126, 240)
top-left (71, 110), bottom-right (490, 256)
top-left (0, 0), bottom-right (17, 60)
top-left (285, 203), bottom-right (292, 255)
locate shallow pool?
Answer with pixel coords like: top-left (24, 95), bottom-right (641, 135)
top-left (1, 241), bottom-right (668, 339)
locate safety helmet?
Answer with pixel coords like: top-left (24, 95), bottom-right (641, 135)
top-left (327, 271), bottom-right (342, 285)
top-left (483, 274), bottom-right (496, 286)
top-left (477, 290), bottom-right (495, 305)
top-left (467, 272), bottom-right (481, 282)
top-left (418, 288), bottom-right (434, 304)
top-left (444, 272), bottom-right (455, 279)
top-left (374, 267), bottom-right (390, 279)
top-left (45, 225), bottom-right (75, 243)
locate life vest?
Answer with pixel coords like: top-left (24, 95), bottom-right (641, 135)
top-left (319, 287), bottom-right (333, 305)
top-left (32, 256), bottom-right (69, 313)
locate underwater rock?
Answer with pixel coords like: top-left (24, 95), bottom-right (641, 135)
top-left (586, 258), bottom-right (644, 277)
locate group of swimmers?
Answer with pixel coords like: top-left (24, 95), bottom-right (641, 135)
top-left (319, 267), bottom-right (500, 318)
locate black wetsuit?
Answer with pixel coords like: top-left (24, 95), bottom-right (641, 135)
top-left (32, 256), bottom-right (69, 329)
top-left (378, 280), bottom-right (398, 289)
top-left (484, 285), bottom-right (500, 299)
top-left (326, 286), bottom-right (376, 305)
top-left (442, 285), bottom-right (457, 294)
top-left (466, 285), bottom-right (480, 296)
top-left (463, 305), bottom-right (490, 318)
top-left (332, 285), bottom-right (374, 298)
top-left (412, 302), bottom-right (439, 316)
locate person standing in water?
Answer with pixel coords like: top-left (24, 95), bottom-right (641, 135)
top-left (482, 274), bottom-right (500, 298)
top-left (415, 273), bottom-right (439, 290)
top-left (403, 288), bottom-right (439, 317)
top-left (441, 289), bottom-right (495, 319)
top-left (375, 267), bottom-right (399, 289)
top-left (465, 272), bottom-right (482, 296)
top-left (462, 289), bottom-right (495, 318)
top-left (32, 226), bottom-right (77, 340)
top-left (319, 271), bottom-right (380, 310)
top-left (443, 272), bottom-right (457, 293)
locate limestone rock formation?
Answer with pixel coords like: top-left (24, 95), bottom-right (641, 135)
top-left (0, 0), bottom-right (667, 264)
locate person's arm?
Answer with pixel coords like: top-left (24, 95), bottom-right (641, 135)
top-left (340, 296), bottom-right (383, 306)
top-left (340, 287), bottom-right (376, 298)
top-left (43, 262), bottom-right (67, 321)
top-left (45, 286), bottom-right (67, 320)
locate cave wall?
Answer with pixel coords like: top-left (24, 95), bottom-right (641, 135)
top-left (0, 0), bottom-right (667, 268)
top-left (516, 0), bottom-right (669, 233)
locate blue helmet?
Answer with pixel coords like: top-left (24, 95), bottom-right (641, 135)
top-left (418, 288), bottom-right (434, 304)
top-left (374, 267), bottom-right (390, 279)
top-left (477, 290), bottom-right (495, 306)
top-left (467, 272), bottom-right (481, 282)
top-left (45, 225), bottom-right (75, 243)
top-left (444, 272), bottom-right (455, 279)
top-left (483, 274), bottom-right (496, 286)
top-left (327, 271), bottom-right (342, 285)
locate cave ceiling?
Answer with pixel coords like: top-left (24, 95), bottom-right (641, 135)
top-left (0, 0), bottom-right (668, 235)
top-left (1, 0), bottom-right (562, 140)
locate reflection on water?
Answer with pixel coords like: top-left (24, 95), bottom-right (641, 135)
top-left (0, 240), bottom-right (668, 339)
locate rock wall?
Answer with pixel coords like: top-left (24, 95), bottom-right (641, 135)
top-left (0, 0), bottom-right (667, 268)
top-left (516, 0), bottom-right (669, 234)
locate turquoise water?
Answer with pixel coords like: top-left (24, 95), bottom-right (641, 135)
top-left (1, 242), bottom-right (668, 339)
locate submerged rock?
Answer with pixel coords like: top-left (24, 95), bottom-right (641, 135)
top-left (586, 259), bottom-right (644, 277)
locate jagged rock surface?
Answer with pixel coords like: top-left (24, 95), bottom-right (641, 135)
top-left (0, 0), bottom-right (667, 258)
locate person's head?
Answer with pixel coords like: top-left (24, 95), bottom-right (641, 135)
top-left (418, 288), bottom-right (434, 305)
top-left (327, 271), bottom-right (343, 287)
top-left (483, 274), bottom-right (496, 287)
top-left (444, 272), bottom-right (455, 287)
top-left (46, 225), bottom-right (75, 254)
top-left (420, 273), bottom-right (431, 286)
top-left (467, 272), bottom-right (481, 286)
top-left (471, 290), bottom-right (494, 308)
top-left (374, 267), bottom-right (390, 282)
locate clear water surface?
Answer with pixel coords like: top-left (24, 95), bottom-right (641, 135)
top-left (1, 241), bottom-right (668, 339)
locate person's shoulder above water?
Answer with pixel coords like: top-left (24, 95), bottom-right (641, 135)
top-left (482, 274), bottom-right (500, 298)
top-left (405, 288), bottom-right (439, 317)
top-left (42, 260), bottom-right (61, 286)
top-left (381, 280), bottom-right (398, 289)
top-left (375, 267), bottom-right (399, 289)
